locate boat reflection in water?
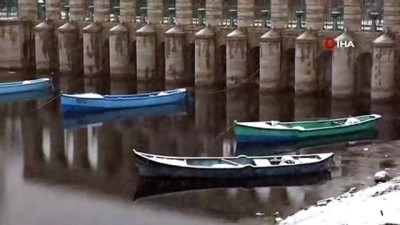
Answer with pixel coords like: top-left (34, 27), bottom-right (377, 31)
top-left (63, 103), bottom-right (190, 129)
top-left (0, 90), bottom-right (52, 104)
top-left (134, 171), bottom-right (332, 200)
top-left (235, 128), bottom-right (379, 156)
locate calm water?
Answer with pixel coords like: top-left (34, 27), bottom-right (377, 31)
top-left (1, 76), bottom-right (400, 225)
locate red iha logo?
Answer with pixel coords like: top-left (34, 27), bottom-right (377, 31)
top-left (324, 37), bottom-right (355, 51)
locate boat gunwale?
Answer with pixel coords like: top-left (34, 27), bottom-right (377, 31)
top-left (234, 114), bottom-right (381, 132)
top-left (61, 88), bottom-right (187, 101)
top-left (133, 150), bottom-right (334, 170)
top-left (0, 78), bottom-right (51, 87)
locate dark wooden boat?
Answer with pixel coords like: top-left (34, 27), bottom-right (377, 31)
top-left (133, 150), bottom-right (335, 179)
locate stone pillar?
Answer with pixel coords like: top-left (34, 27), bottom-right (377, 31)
top-left (331, 30), bottom-right (355, 97)
top-left (136, 24), bottom-right (156, 82)
top-left (109, 23), bottom-right (129, 75)
top-left (371, 32), bottom-right (396, 101)
top-left (294, 30), bottom-right (318, 94)
top-left (83, 22), bottom-right (103, 75)
top-left (176, 0), bottom-right (193, 24)
top-left (305, 0), bottom-right (326, 30)
top-left (120, 0), bottom-right (136, 23)
top-left (147, 0), bottom-right (164, 24)
top-left (69, 0), bottom-right (87, 21)
top-left (259, 28), bottom-right (281, 92)
top-left (18, 0), bottom-right (37, 20)
top-left (226, 28), bottom-right (247, 87)
top-left (206, 0), bottom-right (223, 26)
top-left (383, 0), bottom-right (400, 33)
top-left (270, 0), bottom-right (288, 28)
top-left (35, 21), bottom-right (56, 72)
top-left (94, 0), bottom-right (110, 22)
top-left (194, 26), bottom-right (216, 86)
top-left (46, 0), bottom-right (61, 20)
top-left (165, 26), bottom-right (186, 85)
top-left (237, 0), bottom-right (255, 27)
top-left (343, 0), bottom-right (362, 31)
top-left (58, 22), bottom-right (79, 73)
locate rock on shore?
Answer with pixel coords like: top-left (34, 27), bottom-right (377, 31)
top-left (279, 177), bottom-right (400, 225)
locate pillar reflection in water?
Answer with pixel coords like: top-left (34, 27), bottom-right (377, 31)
top-left (330, 98), bottom-right (354, 118)
top-left (87, 125), bottom-right (99, 171)
top-left (294, 95), bottom-right (319, 120)
top-left (370, 102), bottom-right (398, 140)
top-left (110, 79), bottom-right (137, 94)
top-left (259, 93), bottom-right (281, 121)
top-left (96, 124), bottom-right (123, 177)
top-left (195, 87), bottom-right (226, 156)
top-left (0, 149), bottom-right (3, 223)
top-left (21, 101), bottom-right (44, 177)
top-left (226, 88), bottom-right (258, 126)
top-left (44, 101), bottom-right (66, 168)
top-left (64, 128), bottom-right (90, 170)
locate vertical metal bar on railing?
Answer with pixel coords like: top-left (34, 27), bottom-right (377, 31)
top-left (331, 11), bottom-right (341, 30)
top-left (296, 10), bottom-right (304, 29)
top-left (140, 6), bottom-right (147, 24)
top-left (229, 9), bottom-right (236, 27)
top-left (197, 8), bottom-right (205, 26)
top-left (369, 11), bottom-right (379, 32)
top-left (168, 7), bottom-right (175, 25)
top-left (261, 9), bottom-right (269, 28)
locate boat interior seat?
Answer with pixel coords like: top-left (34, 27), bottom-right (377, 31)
top-left (279, 156), bottom-right (298, 165)
top-left (254, 159), bottom-right (271, 166)
top-left (344, 117), bottom-right (360, 125)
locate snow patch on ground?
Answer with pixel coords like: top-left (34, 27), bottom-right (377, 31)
top-left (280, 177), bottom-right (400, 225)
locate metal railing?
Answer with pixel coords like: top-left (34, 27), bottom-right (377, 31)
top-left (2, 1), bottom-right (384, 32)
top-left (0, 0), bottom-right (18, 19)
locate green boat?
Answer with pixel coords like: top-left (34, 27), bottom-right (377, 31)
top-left (234, 114), bottom-right (382, 144)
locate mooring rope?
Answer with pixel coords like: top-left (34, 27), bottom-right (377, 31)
top-left (203, 122), bottom-right (236, 151)
top-left (193, 68), bottom-right (260, 94)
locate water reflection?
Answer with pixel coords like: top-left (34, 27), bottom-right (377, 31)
top-left (1, 78), bottom-right (400, 224)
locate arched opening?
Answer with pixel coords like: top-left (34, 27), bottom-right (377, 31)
top-left (185, 42), bottom-right (195, 86)
top-left (317, 50), bottom-right (332, 95)
top-left (247, 46), bottom-right (260, 85)
top-left (354, 52), bottom-right (372, 98)
top-left (217, 44), bottom-right (226, 85)
top-left (281, 48), bottom-right (295, 92)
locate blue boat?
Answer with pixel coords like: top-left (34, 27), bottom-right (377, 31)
top-left (63, 103), bottom-right (188, 129)
top-left (0, 78), bottom-right (52, 95)
top-left (61, 88), bottom-right (188, 112)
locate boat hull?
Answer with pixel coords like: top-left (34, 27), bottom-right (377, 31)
top-left (0, 78), bottom-right (52, 95)
top-left (135, 154), bottom-right (334, 179)
top-left (235, 128), bottom-right (379, 156)
top-left (235, 115), bottom-right (380, 144)
top-left (61, 89), bottom-right (187, 112)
